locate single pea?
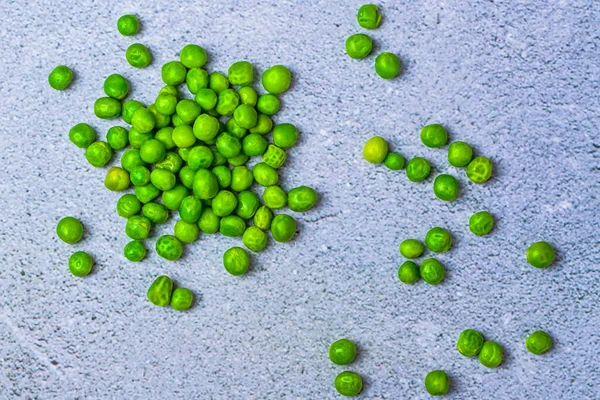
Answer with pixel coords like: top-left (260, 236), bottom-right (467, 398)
top-left (234, 104), bottom-right (258, 129)
top-left (147, 275), bottom-right (173, 306)
top-left (375, 52), bottom-right (401, 79)
top-left (154, 127), bottom-right (176, 151)
top-left (236, 191), bottom-right (260, 219)
top-left (126, 43), bottom-right (152, 68)
top-left (466, 156), bottom-right (493, 184)
top-left (262, 65), bottom-right (291, 95)
top-left (273, 123), bottom-right (298, 148)
top-left (526, 330), bottom-right (552, 355)
top-left (121, 148), bottom-right (146, 172)
top-left (103, 74), bottom-right (129, 100)
top-left (209, 71), bottom-right (230, 93)
top-left (124, 240), bottom-right (146, 262)
top-left (174, 219), bottom-right (199, 243)
top-left (148, 103), bottom-right (171, 130)
top-left (150, 169), bottom-right (176, 192)
top-left (249, 114), bottom-right (273, 135)
top-left (357, 4), bottom-right (382, 29)
top-left (420, 258), bottom-right (445, 285)
top-left (253, 163), bottom-right (279, 186)
top-left (195, 88), bottom-right (218, 111)
top-left (526, 241), bottom-right (555, 268)
top-left (162, 184), bottom-right (189, 210)
top-left (228, 154), bottom-right (249, 166)
top-left (94, 97), bottom-right (122, 120)
top-left (171, 288), bottom-right (194, 311)
top-left (179, 195), bottom-right (203, 223)
top-left (117, 14), bottom-right (139, 36)
top-left (262, 145), bottom-right (287, 169)
top-left (187, 146), bottom-right (214, 171)
top-left (212, 190), bottom-right (238, 217)
top-left (68, 123), bottom-right (96, 149)
top-left (223, 246), bottom-right (250, 276)
top-left (225, 117), bottom-right (247, 139)
top-left (161, 61), bottom-right (187, 86)
top-left (179, 166), bottom-right (196, 189)
top-left (329, 339), bottom-right (357, 365)
top-left (256, 94), bottom-right (280, 115)
top-left (345, 34), bottom-right (373, 59)
top-left (56, 217), bottom-right (83, 244)
top-left (263, 186), bottom-right (287, 209)
top-left (176, 99), bottom-right (202, 124)
top-left (216, 89), bottom-right (240, 116)
top-left (287, 186), bottom-right (318, 212)
top-left (334, 371), bottom-right (363, 397)
top-left (85, 141), bottom-right (113, 167)
top-left (242, 133), bottom-right (268, 156)
top-left (129, 166), bottom-right (151, 186)
top-left (155, 235), bottom-right (184, 261)
top-left (121, 100), bottom-right (144, 124)
top-left (198, 208), bottom-right (220, 234)
top-left (212, 165), bottom-right (232, 189)
top-left (469, 211), bottom-right (494, 236)
top-left (406, 157), bottom-right (431, 182)
top-left (131, 107), bottom-right (155, 134)
top-left (230, 166), bottom-right (254, 192)
top-left (142, 202), bottom-right (169, 224)
top-left (384, 152), bottom-right (405, 170)
top-left (253, 206), bottom-right (273, 230)
top-left (134, 183), bottom-right (161, 203)
top-left (193, 114), bottom-right (220, 141)
top-left (420, 124), bottom-right (448, 148)
top-left (159, 84), bottom-right (179, 98)
top-left (186, 68), bottom-right (209, 94)
top-left (398, 261), bottom-right (420, 284)
top-left (155, 151), bottom-right (183, 174)
top-left (128, 127), bottom-right (153, 149)
top-left (433, 174), bottom-right (459, 202)
top-left (457, 329), bottom-right (484, 357)
top-left (155, 93), bottom-right (178, 116)
top-left (425, 227), bottom-right (452, 253)
top-left (193, 169), bottom-right (219, 200)
top-left (106, 126), bottom-right (129, 150)
top-left (238, 86), bottom-right (258, 106)
top-left (68, 251), bottom-right (93, 277)
top-left (228, 61), bottom-right (254, 87)
top-left (363, 136), bottom-right (388, 164)
top-left (216, 132), bottom-right (242, 159)
top-left (242, 226), bottom-right (268, 252)
top-left (104, 167), bottom-right (130, 191)
top-left (271, 214), bottom-right (296, 243)
top-left (170, 125), bottom-right (195, 149)
top-left (117, 194), bottom-right (142, 218)
top-left (424, 370), bottom-right (449, 396)
top-left (399, 239), bottom-right (424, 259)
top-left (447, 141), bottom-right (473, 167)
top-left (48, 65), bottom-right (73, 90)
top-left (139, 139), bottom-right (166, 164)
top-left (479, 341), bottom-right (503, 368)
top-left (180, 44), bottom-right (207, 68)
top-left (220, 215), bottom-right (246, 237)
top-left (125, 215), bottom-right (151, 240)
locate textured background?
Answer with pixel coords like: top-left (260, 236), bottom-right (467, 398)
top-left (0, 0), bottom-right (599, 398)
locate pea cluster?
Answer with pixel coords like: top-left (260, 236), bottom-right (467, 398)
top-left (328, 339), bottom-right (363, 397)
top-left (147, 275), bottom-right (194, 311)
top-left (397, 227), bottom-right (452, 285)
top-left (55, 216), bottom-right (94, 277)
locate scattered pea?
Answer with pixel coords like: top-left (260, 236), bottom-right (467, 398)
top-left (126, 43), bottom-right (152, 68)
top-left (223, 246), bottom-right (250, 276)
top-left (399, 239), bottom-right (424, 259)
top-left (117, 14), bottom-right (139, 36)
top-left (398, 261), bottom-right (420, 284)
top-left (287, 186), bottom-right (318, 212)
top-left (261, 65), bottom-right (292, 95)
top-left (406, 157), bottom-right (431, 182)
top-left (334, 371), bottom-right (363, 397)
top-left (457, 329), bottom-right (484, 357)
top-left (433, 174), bottom-right (459, 201)
top-left (56, 217), bottom-right (84, 244)
top-left (48, 65), bottom-right (73, 90)
top-left (104, 74), bottom-right (129, 100)
top-left (329, 339), bottom-right (357, 365)
top-left (124, 240), bottom-right (146, 262)
top-left (469, 211), bottom-right (494, 236)
top-left (466, 156), bottom-right (493, 184)
top-left (357, 4), bottom-right (382, 29)
top-left (447, 141), bottom-right (473, 167)
top-left (346, 34), bottom-right (373, 59)
top-left (425, 227), bottom-right (452, 253)
top-left (147, 275), bottom-right (173, 306)
top-left (155, 235), bottom-right (184, 261)
top-left (478, 341), bottom-right (503, 368)
top-left (69, 123), bottom-right (96, 148)
top-left (363, 136), bottom-right (388, 164)
top-left (424, 370), bottom-right (449, 396)
top-left (420, 258), bottom-right (445, 285)
top-left (271, 214), bottom-right (296, 243)
top-left (420, 124), bottom-right (448, 148)
top-left (384, 152), bottom-right (405, 170)
top-left (526, 241), bottom-right (555, 268)
top-left (171, 288), bottom-right (194, 311)
top-left (68, 251), bottom-right (93, 277)
top-left (375, 52), bottom-right (401, 79)
top-left (525, 330), bottom-right (552, 355)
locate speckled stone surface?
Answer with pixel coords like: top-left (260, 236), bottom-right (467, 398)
top-left (1, 0), bottom-right (599, 398)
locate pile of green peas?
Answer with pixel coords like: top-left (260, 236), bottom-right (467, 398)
top-left (328, 338), bottom-right (363, 397)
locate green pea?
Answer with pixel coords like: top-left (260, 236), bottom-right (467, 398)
top-left (238, 86), bottom-right (258, 106)
top-left (185, 146), bottom-right (213, 171)
top-left (139, 139), bottom-right (166, 164)
top-left (220, 215), bottom-right (246, 237)
top-left (236, 191), bottom-right (260, 219)
top-left (212, 190), bottom-right (238, 217)
top-left (56, 217), bottom-right (84, 244)
top-left (384, 152), bottom-right (405, 170)
top-left (228, 61), bottom-right (254, 87)
top-left (162, 184), bottom-right (189, 210)
top-left (104, 167), bottom-right (130, 191)
top-left (126, 215), bottom-right (151, 240)
top-left (150, 169), bottom-right (176, 191)
top-left (526, 241), bottom-right (555, 269)
top-left (345, 34), bottom-right (373, 59)
top-left (85, 141), bottom-right (113, 167)
top-left (180, 44), bottom-right (207, 68)
top-left (253, 163), bottom-right (279, 186)
top-left (186, 68), bottom-right (209, 94)
top-left (106, 126), bottom-right (129, 150)
top-left (233, 104), bottom-right (258, 129)
top-left (271, 214), bottom-right (296, 243)
top-left (142, 202), bottom-right (169, 224)
top-left (420, 124), bottom-right (448, 148)
top-left (121, 149), bottom-right (146, 172)
top-left (466, 156), bottom-right (493, 184)
top-left (179, 166), bottom-right (196, 189)
top-left (249, 114), bottom-right (273, 135)
top-left (457, 329), bottom-right (484, 357)
top-left (124, 240), bottom-right (146, 262)
top-left (328, 339), bottom-right (356, 365)
top-left (68, 123), bottom-right (96, 148)
top-left (148, 104), bottom-right (171, 130)
top-left (469, 211), bottom-right (494, 236)
top-left (406, 157), bottom-right (431, 182)
top-left (262, 145), bottom-right (286, 169)
top-left (169, 126), bottom-right (194, 149)
top-left (155, 235), bottom-right (184, 261)
top-left (261, 65), bottom-right (291, 95)
top-left (334, 371), bottom-right (362, 397)
top-left (117, 194), bottom-right (142, 218)
top-left (357, 4), bottom-right (382, 29)
top-left (172, 114), bottom-right (185, 127)
top-left (242, 133), bottom-right (268, 157)
top-left (121, 100), bottom-right (144, 124)
top-left (126, 43), bottom-right (152, 68)
top-left (94, 97), bottom-right (122, 120)
top-left (195, 88), bottom-right (218, 111)
top-left (399, 239), bottom-right (424, 259)
top-left (228, 154), bottom-right (249, 166)
top-left (287, 186), bottom-right (318, 212)
top-left (209, 71), bottom-right (230, 93)
top-left (127, 127), bottom-right (153, 149)
top-left (161, 61), bottom-right (186, 86)
top-left (155, 93), bottom-right (178, 116)
top-left (134, 183), bottom-right (161, 203)
top-left (212, 165), bottom-right (232, 189)
top-left (198, 208), bottom-right (220, 234)
top-left (179, 196), bottom-right (203, 223)
top-left (131, 107), bottom-right (155, 134)
top-left (363, 136), bottom-right (388, 164)
top-left (242, 226), bottom-right (268, 252)
top-left (224, 118), bottom-right (246, 139)
top-left (447, 141), bottom-right (473, 167)
top-left (176, 99), bottom-right (202, 125)
top-left (526, 330), bottom-right (552, 355)
top-left (256, 94), bottom-right (280, 115)
top-left (424, 370), bottom-right (449, 396)
top-left (216, 89), bottom-right (240, 116)
top-left (117, 14), bottom-right (139, 36)
top-left (425, 227), bottom-right (452, 253)
top-left (130, 166), bottom-right (151, 186)
top-left (398, 261), bottom-right (420, 284)
top-left (193, 169), bottom-right (219, 199)
top-left (230, 166), bottom-right (254, 192)
top-left (253, 206), bottom-right (274, 230)
top-left (223, 246), bottom-right (250, 276)
top-left (174, 220), bottom-right (199, 243)
top-left (420, 258), bottom-right (445, 285)
top-left (48, 65), bottom-right (73, 90)
top-left (433, 174), bottom-right (459, 201)
top-left (147, 275), bottom-right (173, 306)
top-left (273, 123), bottom-right (298, 148)
top-left (103, 74), bottom-right (129, 100)
top-left (479, 341), bottom-right (503, 368)
top-left (171, 288), bottom-right (194, 311)
top-left (193, 114), bottom-right (220, 141)
top-left (155, 151), bottom-right (183, 173)
top-left (68, 251), bottom-right (93, 277)
top-left (375, 52), bottom-right (401, 79)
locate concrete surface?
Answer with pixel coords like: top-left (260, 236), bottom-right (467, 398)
top-left (0, 0), bottom-right (599, 398)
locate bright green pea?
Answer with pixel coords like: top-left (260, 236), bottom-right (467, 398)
top-left (526, 330), bottom-right (552, 355)
top-left (121, 100), bottom-right (144, 124)
top-left (148, 103), bottom-right (171, 129)
top-left (256, 94), bottom-right (280, 115)
top-left (85, 141), bottom-right (112, 167)
top-left (228, 154), bottom-right (249, 166)
top-left (179, 166), bottom-right (196, 189)
top-left (162, 184), bottom-right (189, 211)
top-left (117, 13), bottom-right (139, 36)
top-left (104, 167), bottom-right (130, 191)
top-left (287, 186), bottom-right (318, 212)
top-left (180, 44), bottom-right (207, 68)
top-left (238, 86), bottom-right (258, 106)
top-left (161, 61), bottom-right (187, 86)
top-left (398, 261), bottom-right (420, 284)
top-left (69, 123), bottom-right (96, 148)
top-left (187, 146), bottom-right (214, 171)
top-left (198, 208), bottom-right (220, 234)
top-left (186, 68), bottom-right (209, 94)
top-left (134, 183), bottom-right (161, 203)
top-left (479, 341), bottom-right (503, 368)
top-left (271, 214), bottom-right (296, 243)
top-left (195, 88), bottom-right (218, 111)
top-left (155, 235), bottom-right (183, 261)
top-left (103, 74), bottom-right (129, 100)
top-left (469, 211), bottom-right (494, 236)
top-left (273, 123), bottom-right (298, 148)
top-left (126, 43), bottom-right (152, 68)
top-left (117, 194), bottom-right (141, 218)
top-left (56, 217), bottom-right (84, 244)
top-left (179, 196), bottom-right (203, 223)
top-left (154, 127), bottom-right (176, 149)
top-left (420, 124), bottom-right (448, 148)
top-left (329, 339), bottom-right (356, 365)
top-left (375, 52), bottom-right (401, 79)
top-left (399, 239), bottom-right (424, 259)
top-left (121, 148), bottom-right (146, 172)
top-left (345, 34), bottom-right (373, 59)
top-left (457, 329), bottom-right (484, 357)
top-left (363, 136), bottom-right (388, 164)
top-left (420, 258), bottom-right (445, 285)
top-left (230, 166), bottom-right (254, 192)
top-left (106, 126), bottom-right (128, 150)
top-left (130, 166), bottom-right (151, 186)
top-left (425, 227), bottom-right (452, 253)
top-left (249, 114), bottom-right (273, 135)
top-left (448, 141), bottom-right (473, 167)
top-left (236, 190), bottom-right (260, 219)
top-left (526, 241), bottom-right (555, 268)
top-left (48, 65), bottom-right (73, 90)
top-left (155, 93), bottom-right (178, 115)
top-left (170, 126), bottom-right (195, 149)
top-left (212, 166), bottom-right (232, 189)
top-left (212, 190), bottom-right (238, 217)
top-left (131, 107), bottom-right (155, 134)
top-left (68, 251), bottom-right (93, 277)
top-left (193, 169), bottom-right (219, 199)
top-left (209, 71), bottom-right (230, 93)
top-left (424, 370), bottom-right (449, 396)
top-left (215, 132), bottom-right (242, 159)
top-left (225, 118), bottom-right (247, 139)
top-left (193, 114), bottom-right (220, 141)
top-left (124, 240), bottom-right (146, 262)
top-left (94, 97), bottom-right (122, 120)
top-left (262, 65), bottom-right (291, 95)
top-left (466, 156), bottom-right (493, 184)
top-left (242, 133), bottom-right (268, 157)
top-left (234, 104), bottom-right (258, 129)
top-left (406, 157), bottom-right (431, 182)
top-left (357, 4), bottom-right (382, 29)
top-left (216, 89), bottom-right (240, 116)
top-left (223, 246), bottom-right (249, 276)
top-left (171, 288), bottom-right (194, 311)
top-left (262, 145), bottom-right (286, 169)
top-left (242, 226), bottom-right (268, 252)
top-left (128, 127), bottom-right (153, 149)
top-left (220, 215), bottom-right (246, 237)
top-left (176, 99), bottom-right (202, 124)
top-left (155, 152), bottom-right (181, 173)
top-left (147, 275), bottom-right (173, 306)
top-left (384, 152), bottom-right (405, 170)
top-left (253, 206), bottom-right (274, 230)
top-left (433, 174), bottom-right (459, 201)
top-left (139, 139), bottom-right (166, 164)
top-left (228, 61), bottom-right (254, 87)
top-left (159, 84), bottom-right (179, 98)
top-left (253, 163), bottom-right (279, 186)
top-left (150, 169), bottom-right (176, 192)
top-left (334, 371), bottom-right (362, 397)
top-left (142, 202), bottom-right (169, 224)
top-left (174, 219), bottom-right (199, 243)
top-left (125, 215), bottom-right (151, 240)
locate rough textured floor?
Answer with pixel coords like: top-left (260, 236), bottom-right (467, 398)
top-left (0, 0), bottom-right (599, 398)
